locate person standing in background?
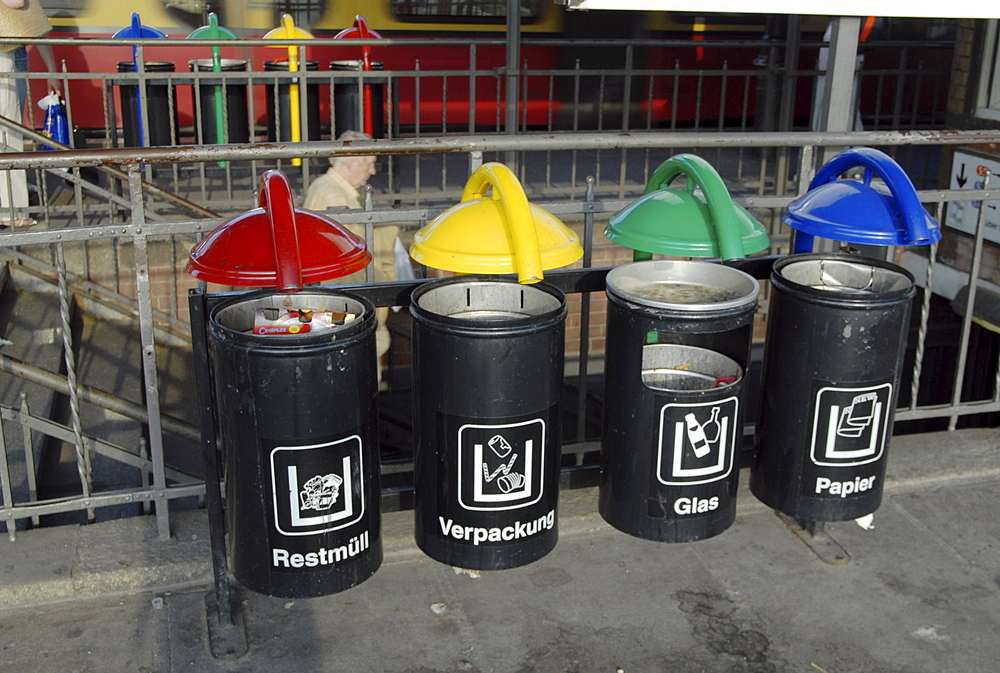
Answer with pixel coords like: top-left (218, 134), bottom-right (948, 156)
top-left (0, 0), bottom-right (57, 228)
top-left (304, 130), bottom-right (400, 385)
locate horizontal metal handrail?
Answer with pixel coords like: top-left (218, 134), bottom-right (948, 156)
top-left (2, 130), bottom-right (1000, 170)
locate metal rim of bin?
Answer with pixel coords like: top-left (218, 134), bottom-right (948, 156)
top-left (210, 289), bottom-right (374, 345)
top-left (188, 58), bottom-right (248, 72)
top-left (411, 276), bottom-right (566, 333)
top-left (264, 59), bottom-right (319, 72)
top-left (330, 60), bottom-right (385, 72)
top-left (605, 259), bottom-right (760, 314)
top-left (116, 61), bottom-right (174, 73)
top-left (771, 253), bottom-right (915, 304)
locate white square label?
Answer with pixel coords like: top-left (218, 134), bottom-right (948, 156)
top-left (270, 436), bottom-right (366, 537)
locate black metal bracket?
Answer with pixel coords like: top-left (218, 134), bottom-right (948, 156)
top-left (189, 288), bottom-right (248, 658)
top-left (777, 513), bottom-right (852, 567)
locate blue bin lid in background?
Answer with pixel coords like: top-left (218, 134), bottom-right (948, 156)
top-left (784, 147), bottom-right (942, 250)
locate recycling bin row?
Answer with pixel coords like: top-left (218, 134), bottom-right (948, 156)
top-left (200, 253), bottom-right (915, 598)
top-left (116, 59), bottom-right (385, 147)
top-left (191, 149), bottom-right (938, 600)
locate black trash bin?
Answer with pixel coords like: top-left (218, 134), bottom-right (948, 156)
top-left (264, 59), bottom-right (321, 142)
top-left (208, 288), bottom-right (382, 598)
top-left (117, 61), bottom-right (177, 147)
top-left (330, 60), bottom-right (386, 139)
top-left (411, 277), bottom-right (566, 570)
top-left (188, 58), bottom-right (250, 144)
top-left (600, 260), bottom-right (759, 542)
top-left (750, 253), bottom-right (915, 521)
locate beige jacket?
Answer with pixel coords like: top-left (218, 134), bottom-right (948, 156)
top-left (0, 0), bottom-right (52, 52)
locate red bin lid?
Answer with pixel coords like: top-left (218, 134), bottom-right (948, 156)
top-left (186, 170), bottom-right (371, 293)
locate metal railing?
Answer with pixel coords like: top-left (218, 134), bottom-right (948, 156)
top-left (1, 127), bottom-right (996, 542)
top-left (0, 34), bottom-right (952, 214)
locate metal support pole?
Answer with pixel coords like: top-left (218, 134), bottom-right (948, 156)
top-left (950, 171), bottom-right (992, 430)
top-left (504, 0), bottom-right (520, 170)
top-left (188, 289), bottom-right (248, 658)
top-left (188, 290), bottom-right (232, 625)
top-left (127, 165), bottom-right (171, 541)
top-left (820, 17), bottom-right (861, 162)
top-left (575, 177), bottom-right (596, 446)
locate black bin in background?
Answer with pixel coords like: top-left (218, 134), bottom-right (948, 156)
top-left (751, 253), bottom-right (916, 521)
top-left (116, 61), bottom-right (177, 147)
top-left (264, 60), bottom-right (321, 142)
top-left (411, 277), bottom-right (566, 570)
top-left (188, 58), bottom-right (250, 144)
top-left (330, 60), bottom-right (386, 139)
top-left (208, 289), bottom-right (382, 598)
top-left (600, 260), bottom-right (759, 542)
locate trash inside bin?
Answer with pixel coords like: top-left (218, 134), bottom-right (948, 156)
top-left (411, 277), bottom-right (566, 570)
top-left (116, 61), bottom-right (177, 147)
top-left (188, 170), bottom-right (380, 598)
top-left (209, 289), bottom-right (382, 598)
top-left (750, 253), bottom-right (915, 521)
top-left (600, 260), bottom-right (759, 542)
top-left (189, 58), bottom-right (249, 144)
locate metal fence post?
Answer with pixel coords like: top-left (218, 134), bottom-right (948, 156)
top-left (127, 164), bottom-right (171, 540)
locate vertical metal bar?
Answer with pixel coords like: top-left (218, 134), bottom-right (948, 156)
top-left (618, 46), bottom-right (633, 199)
top-left (595, 74), bottom-right (605, 188)
top-left (504, 0), bottom-right (520, 169)
top-left (139, 437), bottom-right (151, 515)
top-left (820, 17), bottom-right (861, 161)
top-left (546, 74), bottom-right (554, 190)
top-left (644, 75), bottom-right (654, 185)
top-left (188, 289), bottom-right (233, 626)
top-left (167, 74), bottom-right (179, 193)
top-left (669, 60), bottom-right (680, 131)
top-left (521, 57), bottom-right (528, 136)
top-left (299, 44), bottom-right (310, 147)
top-left (575, 177), bottom-right (596, 445)
top-left (386, 74), bottom-right (398, 199)
top-left (872, 73), bottom-right (886, 130)
top-left (891, 47), bottom-right (908, 129)
top-left (908, 205), bottom-right (941, 412)
top-left (364, 186), bottom-right (375, 284)
top-left (949, 173), bottom-right (992, 430)
top-left (0, 411), bottom-right (15, 541)
top-left (495, 69), bottom-right (502, 134)
top-left (102, 75), bottom-right (115, 149)
top-left (694, 70), bottom-right (703, 130)
top-left (55, 241), bottom-right (93, 521)
top-left (272, 70), bottom-right (283, 171)
top-left (135, 45), bottom-right (154, 184)
top-left (127, 164), bottom-right (171, 540)
top-left (570, 59), bottom-right (581, 200)
top-left (19, 394), bottom-right (39, 527)
top-left (441, 74), bottom-right (448, 190)
top-left (468, 44), bottom-right (477, 136)
top-left (739, 75), bottom-right (751, 186)
top-left (716, 61), bottom-right (729, 170)
top-left (414, 60), bottom-right (422, 205)
top-left (775, 15), bottom-right (802, 194)
top-left (909, 63), bottom-right (924, 128)
top-left (469, 150), bottom-right (483, 173)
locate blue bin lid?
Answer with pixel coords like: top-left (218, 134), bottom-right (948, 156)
top-left (784, 147), bottom-right (941, 248)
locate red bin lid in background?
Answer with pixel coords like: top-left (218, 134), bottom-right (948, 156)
top-left (186, 170), bottom-right (371, 292)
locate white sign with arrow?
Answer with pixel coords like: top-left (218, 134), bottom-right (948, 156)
top-left (944, 151), bottom-right (1000, 244)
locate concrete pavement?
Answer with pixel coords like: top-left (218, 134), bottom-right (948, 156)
top-left (2, 427), bottom-right (999, 672)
